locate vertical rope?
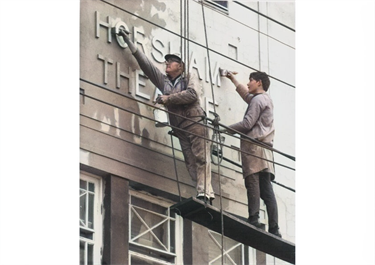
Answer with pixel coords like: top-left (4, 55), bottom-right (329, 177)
top-left (200, 1), bottom-right (217, 114)
top-left (184, 0), bottom-right (187, 69)
top-left (180, 0), bottom-right (183, 64)
top-left (200, 1), bottom-right (224, 264)
top-left (170, 133), bottom-right (182, 202)
top-left (214, 123), bottom-right (225, 265)
top-left (200, 1), bottom-right (209, 206)
top-left (257, 2), bottom-right (261, 70)
top-left (186, 0), bottom-right (190, 73)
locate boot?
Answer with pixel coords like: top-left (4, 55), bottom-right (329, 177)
top-left (269, 225), bottom-right (282, 238)
top-left (247, 216), bottom-right (263, 228)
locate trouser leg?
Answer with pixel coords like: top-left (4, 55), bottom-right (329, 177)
top-left (244, 173), bottom-right (260, 220)
top-left (178, 133), bottom-right (197, 181)
top-left (259, 172), bottom-right (279, 229)
top-left (178, 124), bottom-right (214, 199)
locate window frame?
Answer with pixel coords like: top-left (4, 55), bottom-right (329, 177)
top-left (80, 172), bottom-right (103, 265)
top-left (128, 190), bottom-right (183, 265)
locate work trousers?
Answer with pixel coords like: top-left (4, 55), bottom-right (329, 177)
top-left (245, 171), bottom-right (278, 228)
top-left (176, 122), bottom-right (214, 199)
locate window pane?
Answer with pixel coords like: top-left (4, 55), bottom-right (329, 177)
top-left (131, 196), bottom-right (167, 215)
top-left (140, 220), bottom-right (168, 250)
top-left (80, 241), bottom-right (85, 265)
top-left (131, 255), bottom-right (167, 265)
top-left (170, 220), bottom-right (175, 253)
top-left (209, 231), bottom-right (243, 265)
top-left (214, 1), bottom-right (228, 8)
top-left (89, 182), bottom-right (95, 192)
top-left (132, 207), bottom-right (165, 231)
top-left (131, 208), bottom-right (168, 250)
top-left (80, 193), bottom-right (87, 227)
top-left (80, 180), bottom-right (87, 190)
top-left (88, 193), bottom-right (94, 229)
top-left (88, 244), bottom-right (93, 265)
top-left (80, 228), bottom-right (93, 240)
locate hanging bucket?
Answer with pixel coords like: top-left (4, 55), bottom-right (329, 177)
top-left (153, 107), bottom-right (169, 127)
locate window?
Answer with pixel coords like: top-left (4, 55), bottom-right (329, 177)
top-left (129, 191), bottom-right (183, 265)
top-left (205, 0), bottom-right (229, 12)
top-left (80, 173), bottom-right (103, 265)
top-left (208, 230), bottom-right (256, 265)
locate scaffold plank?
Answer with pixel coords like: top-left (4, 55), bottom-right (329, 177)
top-left (170, 197), bottom-right (295, 264)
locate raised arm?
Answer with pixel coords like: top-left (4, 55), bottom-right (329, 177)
top-left (226, 72), bottom-right (253, 103)
top-left (118, 29), bottom-right (166, 92)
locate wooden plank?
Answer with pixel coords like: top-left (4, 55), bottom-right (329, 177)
top-left (170, 197), bottom-right (295, 264)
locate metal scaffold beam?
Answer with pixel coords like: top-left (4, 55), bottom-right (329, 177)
top-left (170, 197), bottom-right (295, 264)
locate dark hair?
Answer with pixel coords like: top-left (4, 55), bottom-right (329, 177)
top-left (249, 71), bottom-right (270, 91)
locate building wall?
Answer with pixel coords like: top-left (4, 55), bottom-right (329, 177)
top-left (80, 0), bottom-right (295, 264)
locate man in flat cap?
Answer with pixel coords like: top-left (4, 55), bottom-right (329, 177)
top-left (118, 30), bottom-right (215, 204)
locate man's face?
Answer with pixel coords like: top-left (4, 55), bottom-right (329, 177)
top-left (165, 59), bottom-right (182, 76)
top-left (247, 78), bottom-right (261, 93)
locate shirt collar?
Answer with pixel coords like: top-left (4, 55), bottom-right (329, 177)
top-left (170, 75), bottom-right (182, 86)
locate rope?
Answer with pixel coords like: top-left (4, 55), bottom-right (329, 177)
top-left (199, 1), bottom-right (225, 264)
top-left (186, 0), bottom-right (190, 73)
top-left (169, 131), bottom-right (182, 201)
top-left (199, 0), bottom-right (217, 200)
top-left (213, 114), bottom-right (225, 265)
top-left (180, 0), bottom-right (183, 63)
top-left (200, 1), bottom-right (217, 115)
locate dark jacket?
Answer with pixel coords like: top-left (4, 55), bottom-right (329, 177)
top-left (132, 50), bottom-right (204, 129)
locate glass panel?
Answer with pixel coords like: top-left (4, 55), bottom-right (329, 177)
top-left (227, 245), bottom-right (242, 265)
top-left (131, 196), bottom-right (167, 215)
top-left (214, 1), bottom-right (228, 8)
top-left (209, 231), bottom-right (243, 265)
top-left (88, 182), bottom-right (95, 192)
top-left (80, 180), bottom-right (87, 190)
top-left (87, 244), bottom-right (93, 265)
top-left (88, 193), bottom-right (94, 229)
top-left (80, 193), bottom-right (87, 227)
top-left (131, 208), bottom-right (168, 250)
top-left (80, 240), bottom-right (85, 265)
top-left (131, 207), bottom-right (165, 237)
top-left (138, 219), bottom-right (168, 250)
top-left (131, 255), bottom-right (167, 265)
top-left (80, 228), bottom-right (93, 240)
top-left (170, 220), bottom-right (175, 253)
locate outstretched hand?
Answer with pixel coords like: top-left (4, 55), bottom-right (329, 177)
top-left (225, 71), bottom-right (236, 81)
top-left (117, 28), bottom-right (138, 53)
top-left (117, 28), bottom-right (130, 40)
